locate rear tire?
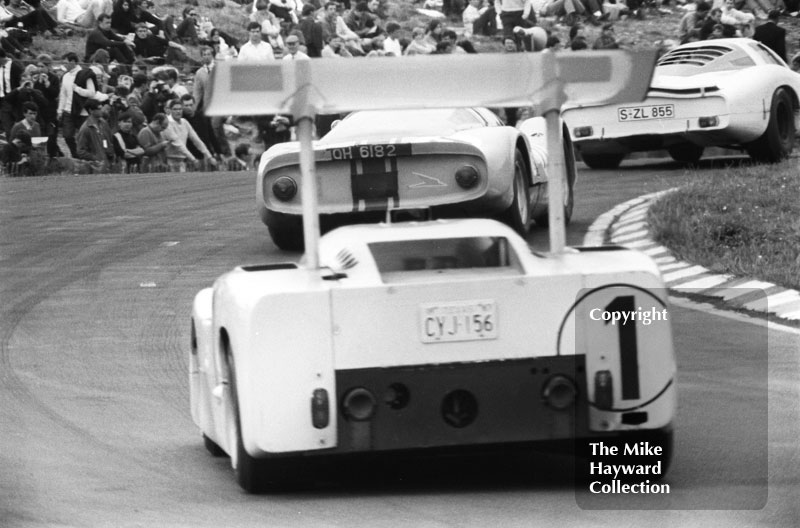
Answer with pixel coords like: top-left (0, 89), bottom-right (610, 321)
top-left (581, 152), bottom-right (625, 170)
top-left (667, 143), bottom-right (704, 164)
top-left (534, 124), bottom-right (576, 227)
top-left (498, 149), bottom-right (530, 235)
top-left (746, 88), bottom-right (795, 163)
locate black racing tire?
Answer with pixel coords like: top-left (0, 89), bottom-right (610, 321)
top-left (498, 149), bottom-right (530, 235)
top-left (267, 215), bottom-right (304, 252)
top-left (203, 434), bottom-right (226, 458)
top-left (746, 87), bottom-right (796, 163)
top-left (581, 152), bottom-right (625, 170)
top-left (667, 143), bottom-right (704, 164)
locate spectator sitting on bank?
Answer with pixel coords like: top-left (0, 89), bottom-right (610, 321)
top-left (720, 0), bottom-right (755, 37)
top-left (112, 110), bottom-right (144, 171)
top-left (321, 34), bottom-right (353, 57)
top-left (111, 0), bottom-right (138, 34)
top-left (175, 6), bottom-right (202, 45)
top-left (592, 22), bottom-right (620, 49)
top-left (0, 128), bottom-right (32, 175)
top-left (403, 26), bottom-right (436, 55)
top-left (463, 0), bottom-right (496, 38)
top-left (86, 13), bottom-right (136, 64)
top-left (55, 0), bottom-right (111, 29)
top-left (345, 2), bottom-right (381, 41)
top-left (2, 0), bottom-right (67, 37)
top-left (133, 23), bottom-right (192, 65)
top-left (251, 0), bottom-right (285, 50)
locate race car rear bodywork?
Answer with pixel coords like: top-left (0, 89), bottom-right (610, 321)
top-left (189, 220), bottom-right (676, 477)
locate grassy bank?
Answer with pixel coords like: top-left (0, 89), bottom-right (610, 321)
top-left (647, 158), bottom-right (800, 291)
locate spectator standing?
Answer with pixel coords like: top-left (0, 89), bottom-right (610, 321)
top-left (112, 111), bottom-right (143, 171)
top-left (238, 21), bottom-right (276, 61)
top-left (86, 13), bottom-right (136, 64)
top-left (10, 101), bottom-right (42, 143)
top-left (137, 112), bottom-right (169, 171)
top-left (162, 98), bottom-right (217, 172)
top-left (496, 0), bottom-right (529, 41)
top-left (753, 9), bottom-right (786, 61)
top-left (32, 55), bottom-right (61, 158)
top-left (76, 98), bottom-right (115, 172)
top-left (463, 0), bottom-right (497, 38)
top-left (6, 70), bottom-right (48, 133)
top-left (251, 0), bottom-right (285, 50)
top-left (297, 4), bottom-right (324, 57)
top-left (180, 94), bottom-right (221, 169)
top-left (0, 49), bottom-right (24, 138)
top-left (192, 46), bottom-right (228, 156)
top-left (227, 143), bottom-right (252, 171)
top-left (383, 22), bottom-right (402, 55)
top-left (57, 52), bottom-right (98, 157)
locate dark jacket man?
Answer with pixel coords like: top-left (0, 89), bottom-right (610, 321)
top-left (753, 10), bottom-right (786, 63)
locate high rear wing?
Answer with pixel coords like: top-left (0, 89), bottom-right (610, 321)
top-left (205, 52), bottom-right (656, 117)
top-left (206, 53), bottom-right (657, 267)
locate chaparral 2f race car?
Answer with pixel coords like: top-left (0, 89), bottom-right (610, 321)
top-left (257, 108), bottom-right (577, 250)
top-left (190, 219), bottom-right (677, 491)
top-left (562, 38), bottom-right (800, 168)
top-left (190, 52), bottom-right (675, 492)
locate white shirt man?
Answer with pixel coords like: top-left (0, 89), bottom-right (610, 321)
top-left (282, 35), bottom-right (309, 60)
top-left (55, 0), bottom-right (111, 28)
top-left (238, 22), bottom-right (275, 61)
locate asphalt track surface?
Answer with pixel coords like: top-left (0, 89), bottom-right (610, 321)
top-left (1, 159), bottom-right (798, 527)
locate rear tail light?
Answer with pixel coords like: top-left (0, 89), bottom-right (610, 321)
top-left (542, 375), bottom-right (577, 410)
top-left (455, 165), bottom-right (480, 189)
top-left (272, 177), bottom-right (297, 201)
top-left (311, 388), bottom-right (330, 429)
top-left (573, 126), bottom-right (593, 138)
top-left (594, 370), bottom-right (614, 410)
top-left (698, 116), bottom-right (719, 128)
top-left (342, 387), bottom-right (376, 421)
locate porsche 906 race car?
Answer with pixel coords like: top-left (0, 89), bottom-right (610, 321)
top-left (562, 38), bottom-right (800, 168)
top-left (190, 219), bottom-right (677, 492)
top-left (257, 108), bottom-right (577, 250)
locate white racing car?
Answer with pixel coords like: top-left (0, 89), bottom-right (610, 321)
top-left (562, 38), bottom-right (800, 168)
top-left (257, 108), bottom-right (576, 251)
top-left (190, 53), bottom-right (677, 492)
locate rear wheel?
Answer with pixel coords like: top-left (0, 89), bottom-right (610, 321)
top-left (534, 125), bottom-right (576, 227)
top-left (746, 88), bottom-right (795, 163)
top-left (581, 152), bottom-right (625, 170)
top-left (498, 149), bottom-right (530, 235)
top-left (667, 143), bottom-right (704, 164)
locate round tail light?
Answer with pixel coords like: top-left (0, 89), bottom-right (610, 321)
top-left (272, 177), bottom-right (297, 201)
top-left (455, 165), bottom-right (480, 189)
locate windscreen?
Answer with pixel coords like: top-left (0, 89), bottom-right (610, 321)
top-left (368, 237), bottom-right (520, 273)
top-left (321, 109), bottom-right (485, 143)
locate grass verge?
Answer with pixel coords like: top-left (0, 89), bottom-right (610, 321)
top-left (647, 158), bottom-right (800, 291)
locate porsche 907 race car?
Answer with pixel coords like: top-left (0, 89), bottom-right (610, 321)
top-left (562, 38), bottom-right (800, 168)
top-left (190, 219), bottom-right (677, 491)
top-left (257, 108), bottom-right (577, 250)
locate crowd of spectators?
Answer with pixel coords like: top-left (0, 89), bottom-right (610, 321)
top-left (0, 0), bottom-right (795, 175)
